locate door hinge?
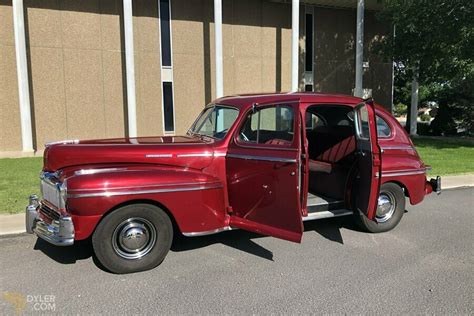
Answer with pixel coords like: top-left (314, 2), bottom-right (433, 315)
top-left (373, 155), bottom-right (381, 166)
top-left (226, 206), bottom-right (234, 214)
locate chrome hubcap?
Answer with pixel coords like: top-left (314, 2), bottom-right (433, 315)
top-left (112, 217), bottom-right (157, 260)
top-left (375, 191), bottom-right (396, 223)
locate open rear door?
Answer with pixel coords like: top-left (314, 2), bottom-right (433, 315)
top-left (354, 100), bottom-right (382, 220)
top-left (226, 102), bottom-right (303, 243)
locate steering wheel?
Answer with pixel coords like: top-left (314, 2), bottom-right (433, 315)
top-left (214, 128), bottom-right (229, 139)
top-left (239, 131), bottom-right (250, 142)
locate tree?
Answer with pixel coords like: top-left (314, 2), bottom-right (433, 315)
top-left (374, 0), bottom-right (474, 135)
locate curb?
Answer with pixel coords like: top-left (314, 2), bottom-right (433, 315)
top-left (0, 214), bottom-right (26, 237)
top-left (1, 175), bottom-right (473, 237)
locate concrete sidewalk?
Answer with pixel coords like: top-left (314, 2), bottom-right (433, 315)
top-left (1, 174), bottom-right (473, 236)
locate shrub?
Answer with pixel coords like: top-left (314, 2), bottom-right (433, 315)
top-left (419, 113), bottom-right (431, 122)
top-left (393, 103), bottom-right (407, 116)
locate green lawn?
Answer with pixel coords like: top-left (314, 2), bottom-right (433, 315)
top-left (0, 137), bottom-right (472, 214)
top-left (412, 137), bottom-right (474, 176)
top-left (0, 157), bottom-right (43, 214)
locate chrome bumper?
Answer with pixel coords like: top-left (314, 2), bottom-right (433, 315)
top-left (26, 194), bottom-right (74, 246)
top-left (430, 176), bottom-right (442, 194)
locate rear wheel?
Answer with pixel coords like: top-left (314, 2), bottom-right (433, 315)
top-left (92, 204), bottom-right (173, 274)
top-left (354, 182), bottom-right (405, 233)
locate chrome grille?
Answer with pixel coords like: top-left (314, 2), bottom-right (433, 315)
top-left (39, 203), bottom-right (61, 221)
top-left (41, 176), bottom-right (62, 208)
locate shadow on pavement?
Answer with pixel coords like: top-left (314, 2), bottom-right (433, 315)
top-left (172, 216), bottom-right (364, 258)
top-left (32, 216), bottom-right (364, 267)
top-left (171, 230), bottom-right (275, 261)
top-left (33, 238), bottom-right (93, 264)
top-left (302, 216), bottom-right (365, 244)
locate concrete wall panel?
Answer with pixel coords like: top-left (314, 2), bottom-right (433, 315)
top-left (29, 47), bottom-right (67, 146)
top-left (60, 0), bottom-right (102, 50)
top-left (133, 0), bottom-right (162, 136)
top-left (100, 0), bottom-right (123, 51)
top-left (135, 51), bottom-right (163, 136)
top-left (102, 50), bottom-right (126, 138)
top-left (63, 49), bottom-right (106, 139)
top-left (24, 0), bottom-right (62, 48)
top-left (173, 53), bottom-right (206, 133)
top-left (0, 1), bottom-right (14, 46)
top-left (0, 2), bottom-right (22, 151)
top-left (0, 44), bottom-right (22, 151)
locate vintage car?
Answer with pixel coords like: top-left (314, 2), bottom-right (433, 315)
top-left (26, 93), bottom-right (441, 274)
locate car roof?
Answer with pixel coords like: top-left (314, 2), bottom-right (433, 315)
top-left (215, 92), bottom-right (365, 109)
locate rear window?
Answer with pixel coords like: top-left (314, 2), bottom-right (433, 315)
top-left (376, 116), bottom-right (392, 138)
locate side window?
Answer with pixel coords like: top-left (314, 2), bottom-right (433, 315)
top-left (376, 116), bottom-right (392, 138)
top-left (238, 105), bottom-right (294, 146)
top-left (355, 105), bottom-right (370, 140)
top-left (305, 112), bottom-right (325, 130)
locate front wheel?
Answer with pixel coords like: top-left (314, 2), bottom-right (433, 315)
top-left (92, 204), bottom-right (173, 274)
top-left (354, 182), bottom-right (406, 233)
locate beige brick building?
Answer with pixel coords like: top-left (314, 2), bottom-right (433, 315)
top-left (0, 0), bottom-right (392, 156)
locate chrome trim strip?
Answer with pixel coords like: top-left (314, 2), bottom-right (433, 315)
top-left (381, 169), bottom-right (426, 178)
top-left (233, 143), bottom-right (298, 152)
top-left (75, 168), bottom-right (128, 175)
top-left (303, 209), bottom-right (353, 222)
top-left (182, 226), bottom-right (234, 237)
top-left (67, 181), bottom-right (219, 192)
top-left (45, 139), bottom-right (79, 146)
top-left (67, 183), bottom-right (223, 198)
top-left (146, 152), bottom-right (227, 158)
top-left (145, 154), bottom-right (173, 158)
top-left (177, 153), bottom-right (213, 158)
top-left (380, 145), bottom-right (415, 151)
top-left (227, 153), bottom-right (297, 163)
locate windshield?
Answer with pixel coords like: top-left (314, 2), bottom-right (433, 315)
top-left (188, 105), bottom-right (239, 139)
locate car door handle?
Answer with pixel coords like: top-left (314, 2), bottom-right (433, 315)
top-left (355, 150), bottom-right (366, 157)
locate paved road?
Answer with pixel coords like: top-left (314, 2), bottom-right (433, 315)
top-left (1, 188), bottom-right (473, 314)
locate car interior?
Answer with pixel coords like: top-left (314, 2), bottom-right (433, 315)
top-left (305, 104), bottom-right (358, 213)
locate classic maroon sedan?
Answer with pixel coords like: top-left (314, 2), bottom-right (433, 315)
top-left (26, 93), bottom-right (440, 273)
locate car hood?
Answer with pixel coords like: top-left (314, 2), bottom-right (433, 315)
top-left (43, 135), bottom-right (216, 172)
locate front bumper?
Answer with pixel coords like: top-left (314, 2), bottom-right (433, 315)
top-left (26, 194), bottom-right (75, 246)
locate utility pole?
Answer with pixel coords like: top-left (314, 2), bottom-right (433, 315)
top-left (409, 65), bottom-right (419, 136)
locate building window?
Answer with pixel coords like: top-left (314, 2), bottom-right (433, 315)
top-left (163, 82), bottom-right (174, 132)
top-left (159, 0), bottom-right (172, 67)
top-left (305, 13), bottom-right (313, 72)
top-left (159, 0), bottom-right (175, 134)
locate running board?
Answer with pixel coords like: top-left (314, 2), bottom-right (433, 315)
top-left (302, 209), bottom-right (353, 222)
top-left (306, 193), bottom-right (345, 213)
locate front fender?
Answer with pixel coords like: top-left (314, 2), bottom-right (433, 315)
top-left (64, 166), bottom-right (227, 240)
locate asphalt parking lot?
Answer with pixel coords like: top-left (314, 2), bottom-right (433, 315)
top-left (1, 187), bottom-right (473, 314)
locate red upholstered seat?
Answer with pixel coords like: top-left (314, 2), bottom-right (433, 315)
top-left (265, 139), bottom-right (292, 146)
top-left (308, 135), bottom-right (356, 174)
top-left (316, 136), bottom-right (356, 163)
top-left (308, 160), bottom-right (332, 173)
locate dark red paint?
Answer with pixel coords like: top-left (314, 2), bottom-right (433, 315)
top-left (42, 93), bottom-right (435, 242)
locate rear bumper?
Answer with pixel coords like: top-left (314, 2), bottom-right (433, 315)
top-left (26, 194), bottom-right (75, 246)
top-left (425, 176), bottom-right (442, 195)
